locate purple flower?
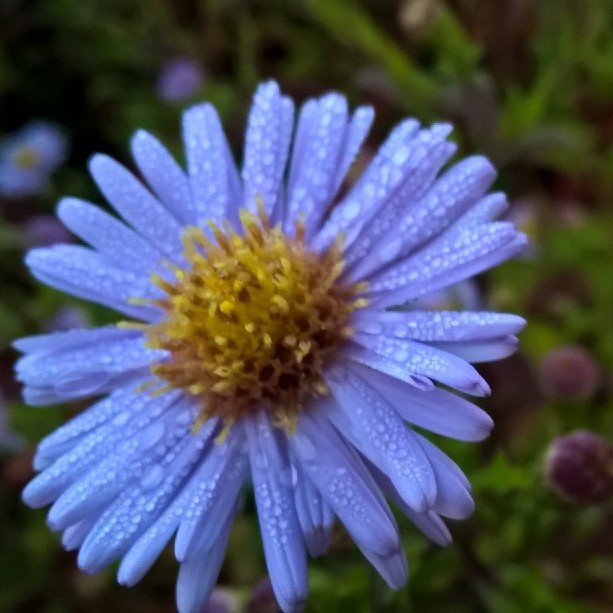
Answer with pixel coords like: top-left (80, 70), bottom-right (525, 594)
top-left (0, 121), bottom-right (68, 198)
top-left (14, 81), bottom-right (527, 612)
top-left (156, 57), bottom-right (204, 102)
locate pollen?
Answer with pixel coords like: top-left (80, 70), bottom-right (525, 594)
top-left (144, 207), bottom-right (366, 430)
top-left (14, 146), bottom-right (39, 170)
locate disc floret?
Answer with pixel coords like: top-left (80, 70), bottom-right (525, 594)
top-left (145, 208), bottom-right (366, 429)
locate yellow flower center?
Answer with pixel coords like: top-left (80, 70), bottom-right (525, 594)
top-left (144, 207), bottom-right (366, 430)
top-left (14, 146), bottom-right (39, 170)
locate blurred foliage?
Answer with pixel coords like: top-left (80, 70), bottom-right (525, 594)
top-left (1, 0), bottom-right (612, 611)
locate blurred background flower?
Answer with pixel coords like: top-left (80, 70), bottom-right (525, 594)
top-left (539, 345), bottom-right (601, 401)
top-left (21, 214), bottom-right (72, 249)
top-left (156, 56), bottom-right (205, 102)
top-left (0, 122), bottom-right (67, 198)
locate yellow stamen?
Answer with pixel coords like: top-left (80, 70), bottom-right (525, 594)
top-left (14, 146), bottom-right (39, 169)
top-left (143, 208), bottom-right (366, 429)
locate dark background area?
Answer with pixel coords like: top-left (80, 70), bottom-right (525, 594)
top-left (0, 1), bottom-right (612, 611)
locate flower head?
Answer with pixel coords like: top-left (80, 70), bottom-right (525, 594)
top-left (0, 121), bottom-right (68, 198)
top-left (157, 57), bottom-right (204, 102)
top-left (15, 81), bottom-right (527, 612)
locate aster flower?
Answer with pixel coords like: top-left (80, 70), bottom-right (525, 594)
top-left (15, 81), bottom-right (527, 612)
top-left (0, 121), bottom-right (68, 198)
top-left (157, 57), bottom-right (205, 102)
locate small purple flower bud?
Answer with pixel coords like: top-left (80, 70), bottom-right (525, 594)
top-left (246, 577), bottom-right (280, 612)
top-left (539, 345), bottom-right (600, 400)
top-left (156, 57), bottom-right (204, 102)
top-left (22, 214), bottom-right (72, 248)
top-left (546, 431), bottom-right (613, 505)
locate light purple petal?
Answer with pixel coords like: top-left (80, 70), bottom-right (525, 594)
top-left (89, 154), bottom-right (184, 260)
top-left (345, 155), bottom-right (495, 281)
top-left (342, 344), bottom-right (435, 391)
top-left (350, 333), bottom-right (490, 396)
top-left (23, 385), bottom-right (180, 506)
top-left (243, 81), bottom-right (295, 221)
top-left (429, 465), bottom-right (474, 520)
top-left (25, 245), bottom-right (161, 321)
top-left (368, 223), bottom-right (527, 307)
top-left (284, 93), bottom-right (348, 235)
top-left (312, 118), bottom-right (417, 250)
top-left (131, 130), bottom-right (195, 224)
top-left (369, 461), bottom-right (451, 546)
top-left (62, 516), bottom-right (98, 551)
top-left (361, 546), bottom-right (408, 590)
top-left (118, 425), bottom-right (244, 586)
top-left (346, 124), bottom-right (456, 272)
top-left (15, 331), bottom-right (165, 407)
top-left (460, 191), bottom-right (508, 226)
top-left (325, 366), bottom-right (437, 512)
top-left (57, 197), bottom-right (163, 273)
top-left (29, 379), bottom-right (149, 470)
top-left (292, 461), bottom-right (335, 557)
top-left (358, 363), bottom-right (493, 441)
top-left (13, 325), bottom-right (131, 355)
top-left (284, 95), bottom-right (373, 238)
top-left (182, 104), bottom-right (241, 226)
top-left (77, 416), bottom-right (217, 573)
top-left (45, 398), bottom-right (194, 531)
top-left (413, 436), bottom-right (474, 520)
top-left (330, 106), bottom-right (376, 196)
top-left (176, 511), bottom-right (234, 613)
top-left (289, 407), bottom-right (400, 557)
top-left (314, 122), bottom-right (453, 253)
top-left (414, 432), bottom-right (471, 490)
top-left (353, 310), bottom-right (526, 342)
top-left (430, 336), bottom-right (519, 363)
top-left (174, 425), bottom-right (248, 562)
top-left (246, 410), bottom-right (308, 612)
